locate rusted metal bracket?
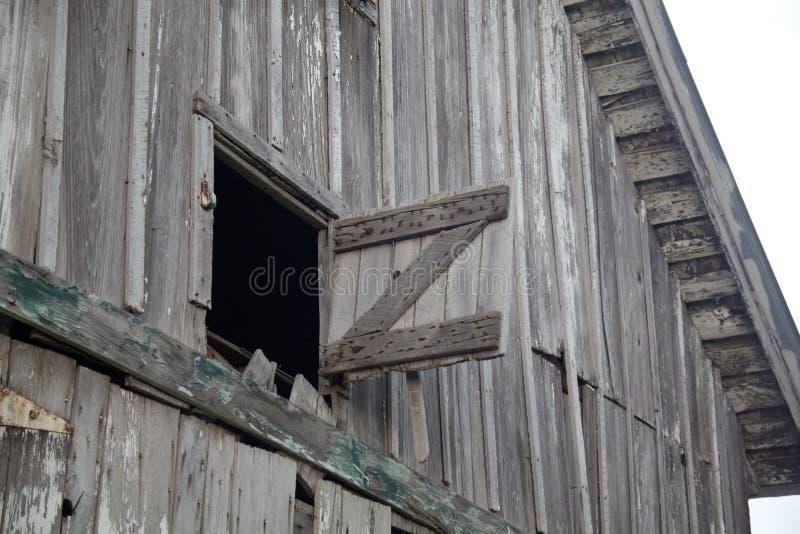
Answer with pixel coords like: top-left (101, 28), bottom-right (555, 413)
top-left (0, 385), bottom-right (72, 434)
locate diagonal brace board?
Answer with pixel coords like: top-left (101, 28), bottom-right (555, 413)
top-left (321, 312), bottom-right (502, 377)
top-left (0, 248), bottom-right (521, 534)
top-left (343, 220), bottom-right (487, 339)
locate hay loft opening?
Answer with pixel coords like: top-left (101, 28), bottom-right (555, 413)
top-left (206, 159), bottom-right (320, 396)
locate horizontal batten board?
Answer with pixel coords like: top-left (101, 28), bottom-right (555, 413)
top-left (741, 417), bottom-right (799, 451)
top-left (343, 221), bottom-right (487, 338)
top-left (332, 184), bottom-right (509, 252)
top-left (606, 97), bottom-right (671, 137)
top-left (680, 270), bottom-right (738, 303)
top-left (0, 248), bottom-right (519, 533)
top-left (193, 93), bottom-right (348, 225)
top-left (589, 56), bottom-right (655, 97)
top-left (321, 313), bottom-right (501, 377)
top-left (625, 146), bottom-right (690, 182)
top-left (662, 236), bottom-right (721, 262)
top-left (641, 184), bottom-right (706, 225)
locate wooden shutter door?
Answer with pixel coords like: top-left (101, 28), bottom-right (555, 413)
top-left (320, 182), bottom-right (513, 381)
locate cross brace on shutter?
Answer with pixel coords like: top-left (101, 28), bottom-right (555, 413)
top-left (321, 183), bottom-right (512, 463)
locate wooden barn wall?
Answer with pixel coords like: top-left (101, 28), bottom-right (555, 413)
top-left (0, 0), bottom-right (757, 533)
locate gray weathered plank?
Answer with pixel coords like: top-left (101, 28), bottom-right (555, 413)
top-left (194, 93), bottom-right (348, 221)
top-left (171, 415), bottom-right (210, 532)
top-left (342, 0), bottom-right (377, 26)
top-left (321, 313), bottom-right (502, 377)
top-left (625, 146), bottom-right (690, 182)
top-left (36, 0), bottom-right (68, 272)
top-left (325, 0), bottom-right (342, 196)
top-left (344, 221), bottom-right (487, 338)
top-left (314, 480), bottom-right (391, 534)
top-left (642, 184), bottom-right (707, 225)
top-left (124, 0), bottom-right (152, 313)
top-left (606, 97), bottom-right (671, 137)
top-left (680, 270), bottom-right (738, 303)
top-left (589, 56), bottom-right (655, 97)
top-left (242, 348), bottom-right (277, 393)
top-left (6, 341), bottom-right (75, 419)
top-left (662, 236), bottom-right (721, 263)
top-left (62, 366), bottom-right (110, 534)
top-left (283, 0), bottom-right (329, 192)
top-left (339, 2), bottom-right (381, 211)
top-left (0, 0), bottom-right (54, 264)
top-left (0, 427), bottom-right (68, 534)
top-left (60, 0), bottom-right (131, 306)
top-left (230, 443), bottom-right (296, 534)
top-left (332, 185), bottom-right (509, 253)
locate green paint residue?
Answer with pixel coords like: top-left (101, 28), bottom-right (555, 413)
top-left (189, 356), bottom-right (239, 404)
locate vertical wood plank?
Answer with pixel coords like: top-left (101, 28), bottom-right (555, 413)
top-left (201, 424), bottom-right (236, 534)
top-left (37, 0), bottom-right (69, 272)
top-left (421, 0), bottom-right (438, 196)
top-left (325, 0), bottom-right (341, 195)
top-left (0, 0), bottom-right (53, 263)
top-left (267, 0), bottom-right (283, 149)
top-left (188, 0), bottom-right (221, 310)
top-left (125, 0), bottom-right (152, 313)
top-left (378, 0), bottom-right (395, 207)
top-left (229, 443), bottom-right (296, 534)
top-left (674, 277), bottom-right (701, 534)
top-left (313, 481), bottom-right (391, 534)
top-left (639, 202), bottom-right (670, 534)
top-left (539, 1), bottom-right (592, 529)
top-left (62, 366), bottom-right (111, 534)
top-left (708, 367), bottom-right (727, 534)
top-left (61, 0), bottom-right (132, 306)
top-left (171, 415), bottom-right (211, 532)
top-left (0, 428), bottom-right (68, 534)
top-left (282, 0), bottom-right (329, 186)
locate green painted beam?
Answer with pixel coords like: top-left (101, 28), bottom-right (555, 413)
top-left (0, 248), bottom-right (519, 533)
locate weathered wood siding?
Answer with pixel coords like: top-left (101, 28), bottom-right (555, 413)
top-left (0, 1), bottom-right (755, 533)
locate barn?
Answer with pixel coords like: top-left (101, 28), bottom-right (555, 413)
top-left (0, 0), bottom-right (797, 532)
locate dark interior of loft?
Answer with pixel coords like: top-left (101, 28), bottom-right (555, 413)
top-left (206, 158), bottom-right (319, 397)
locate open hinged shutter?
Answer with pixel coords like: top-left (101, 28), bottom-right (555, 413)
top-left (321, 182), bottom-right (512, 380)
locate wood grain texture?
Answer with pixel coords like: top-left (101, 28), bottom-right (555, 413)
top-left (333, 184), bottom-right (509, 253)
top-left (325, 0), bottom-right (342, 195)
top-left (229, 443), bottom-right (296, 534)
top-left (340, 3), bottom-right (381, 212)
top-left (282, 0), bottom-right (329, 189)
top-left (606, 97), bottom-right (671, 137)
top-left (125, 0), bottom-right (152, 313)
top-left (60, 0), bottom-right (132, 306)
top-left (314, 480), bottom-right (391, 534)
top-left (324, 313), bottom-right (501, 375)
top-left (0, 0), bottom-right (55, 264)
top-left (36, 0), bottom-right (68, 272)
top-left (62, 366), bottom-right (110, 534)
top-left (624, 146), bottom-right (690, 182)
top-left (0, 427), bottom-right (68, 534)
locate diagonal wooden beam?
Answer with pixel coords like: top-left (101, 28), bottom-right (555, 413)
top-left (344, 221), bottom-right (487, 339)
top-left (0, 248), bottom-right (520, 534)
top-left (321, 312), bottom-right (502, 377)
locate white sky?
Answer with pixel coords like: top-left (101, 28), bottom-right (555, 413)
top-left (662, 0), bottom-right (800, 531)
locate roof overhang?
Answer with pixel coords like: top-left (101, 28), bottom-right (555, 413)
top-left (565, 0), bottom-right (800, 494)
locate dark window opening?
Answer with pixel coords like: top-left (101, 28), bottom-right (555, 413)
top-left (206, 159), bottom-right (319, 397)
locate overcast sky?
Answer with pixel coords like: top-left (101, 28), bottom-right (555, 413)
top-left (662, 0), bottom-right (800, 531)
